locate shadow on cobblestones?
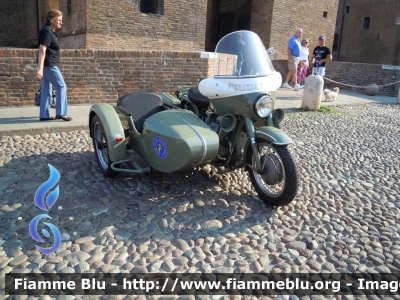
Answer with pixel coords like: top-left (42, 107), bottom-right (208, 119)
top-left (0, 141), bottom-right (276, 272)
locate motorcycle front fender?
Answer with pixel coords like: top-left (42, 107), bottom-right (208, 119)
top-left (89, 104), bottom-right (128, 162)
top-left (243, 126), bottom-right (293, 162)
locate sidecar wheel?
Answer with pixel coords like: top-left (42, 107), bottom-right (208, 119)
top-left (247, 139), bottom-right (299, 206)
top-left (91, 115), bottom-right (117, 177)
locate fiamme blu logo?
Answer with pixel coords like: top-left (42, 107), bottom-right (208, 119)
top-left (29, 164), bottom-right (62, 255)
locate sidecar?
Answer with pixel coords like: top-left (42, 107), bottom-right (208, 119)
top-left (89, 92), bottom-right (220, 176)
top-left (89, 30), bottom-right (299, 207)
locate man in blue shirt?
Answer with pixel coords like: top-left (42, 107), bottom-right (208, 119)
top-left (282, 28), bottom-right (304, 91)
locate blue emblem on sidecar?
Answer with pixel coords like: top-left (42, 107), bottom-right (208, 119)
top-left (154, 137), bottom-right (167, 158)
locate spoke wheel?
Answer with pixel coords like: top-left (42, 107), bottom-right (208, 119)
top-left (92, 115), bottom-right (116, 177)
top-left (247, 139), bottom-right (299, 206)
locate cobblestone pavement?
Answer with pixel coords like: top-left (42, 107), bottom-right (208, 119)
top-left (0, 103), bottom-right (400, 299)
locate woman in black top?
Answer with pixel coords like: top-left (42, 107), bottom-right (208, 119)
top-left (35, 9), bottom-right (72, 121)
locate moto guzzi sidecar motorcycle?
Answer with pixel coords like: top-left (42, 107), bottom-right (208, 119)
top-left (89, 30), bottom-right (299, 206)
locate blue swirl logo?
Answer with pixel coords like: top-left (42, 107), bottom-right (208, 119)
top-left (29, 164), bottom-right (62, 255)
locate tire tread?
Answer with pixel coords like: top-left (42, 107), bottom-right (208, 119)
top-left (91, 115), bottom-right (117, 177)
top-left (247, 141), bottom-right (299, 207)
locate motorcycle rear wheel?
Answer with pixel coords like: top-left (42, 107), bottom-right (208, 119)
top-left (91, 115), bottom-right (117, 177)
top-left (247, 139), bottom-right (299, 206)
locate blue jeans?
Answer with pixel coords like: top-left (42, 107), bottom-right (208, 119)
top-left (40, 66), bottom-right (68, 118)
top-left (312, 66), bottom-right (326, 77)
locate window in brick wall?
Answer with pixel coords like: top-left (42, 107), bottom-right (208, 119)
top-left (140, 0), bottom-right (164, 14)
top-left (363, 17), bottom-right (370, 29)
top-left (345, 6), bottom-right (350, 13)
top-left (67, 0), bottom-right (72, 15)
top-left (323, 11), bottom-right (328, 18)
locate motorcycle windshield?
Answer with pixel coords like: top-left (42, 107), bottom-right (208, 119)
top-left (214, 30), bottom-right (276, 77)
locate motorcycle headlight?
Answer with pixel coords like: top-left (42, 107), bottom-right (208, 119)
top-left (255, 95), bottom-right (274, 118)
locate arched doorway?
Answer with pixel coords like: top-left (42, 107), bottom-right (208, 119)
top-left (205, 0), bottom-right (253, 51)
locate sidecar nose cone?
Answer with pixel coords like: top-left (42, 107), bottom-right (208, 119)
top-left (114, 134), bottom-right (123, 143)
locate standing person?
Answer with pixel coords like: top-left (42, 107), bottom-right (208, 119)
top-left (35, 9), bottom-right (72, 121)
top-left (297, 39), bottom-right (310, 87)
top-left (234, 32), bottom-right (246, 76)
top-left (281, 28), bottom-right (304, 91)
top-left (310, 35), bottom-right (332, 77)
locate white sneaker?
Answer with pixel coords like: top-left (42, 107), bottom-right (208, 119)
top-left (281, 82), bottom-right (291, 89)
top-left (294, 84), bottom-right (303, 91)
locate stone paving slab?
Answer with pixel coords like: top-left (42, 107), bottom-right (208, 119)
top-left (0, 105), bottom-right (90, 136)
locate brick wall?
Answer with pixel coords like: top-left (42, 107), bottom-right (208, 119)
top-left (250, 0), bottom-right (273, 49)
top-left (204, 0), bottom-right (339, 58)
top-left (0, 0), bottom-right (66, 49)
top-left (325, 61), bottom-right (400, 96)
top-left (1, 0), bottom-right (207, 51)
top-left (1, 0), bottom-right (341, 57)
top-left (59, 34), bottom-right (86, 50)
top-left (0, 49), bottom-right (219, 106)
top-left (0, 1), bottom-right (38, 48)
top-left (2, 48), bottom-right (398, 108)
top-left (269, 0), bottom-right (339, 61)
top-left (338, 0), bottom-right (400, 65)
top-left (273, 60), bottom-right (400, 97)
top-left (75, 0), bottom-right (208, 51)
top-left (57, 0), bottom-right (87, 49)
top-left (37, 0), bottom-right (60, 29)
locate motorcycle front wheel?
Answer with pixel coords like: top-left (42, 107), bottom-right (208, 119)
top-left (246, 139), bottom-right (299, 206)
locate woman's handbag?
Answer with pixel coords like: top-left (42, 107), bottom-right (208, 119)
top-left (51, 90), bottom-right (56, 108)
top-left (34, 85), bottom-right (56, 108)
top-left (34, 86), bottom-right (41, 106)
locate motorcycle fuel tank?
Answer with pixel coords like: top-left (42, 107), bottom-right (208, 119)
top-left (139, 110), bottom-right (219, 173)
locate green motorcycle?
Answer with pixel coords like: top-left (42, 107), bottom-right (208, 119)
top-left (89, 30), bottom-right (299, 206)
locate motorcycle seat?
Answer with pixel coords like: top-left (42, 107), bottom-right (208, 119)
top-left (117, 92), bottom-right (163, 133)
top-left (188, 86), bottom-right (210, 106)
